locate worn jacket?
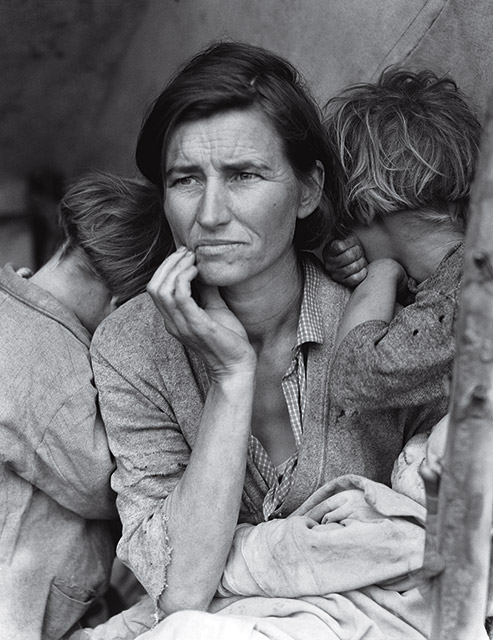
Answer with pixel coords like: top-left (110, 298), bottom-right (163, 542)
top-left (91, 256), bottom-right (446, 603)
top-left (0, 265), bottom-right (116, 640)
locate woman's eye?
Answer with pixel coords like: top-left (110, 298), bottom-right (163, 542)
top-left (235, 172), bottom-right (258, 181)
top-left (171, 176), bottom-right (197, 187)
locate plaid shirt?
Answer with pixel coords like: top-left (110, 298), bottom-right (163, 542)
top-left (248, 259), bottom-right (324, 520)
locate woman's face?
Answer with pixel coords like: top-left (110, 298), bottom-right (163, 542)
top-left (163, 106), bottom-right (321, 288)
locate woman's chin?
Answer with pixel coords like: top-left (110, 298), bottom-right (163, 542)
top-left (195, 268), bottom-right (239, 288)
top-left (195, 261), bottom-right (245, 288)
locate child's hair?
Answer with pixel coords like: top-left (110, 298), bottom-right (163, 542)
top-left (324, 68), bottom-right (481, 236)
top-left (58, 172), bottom-right (172, 304)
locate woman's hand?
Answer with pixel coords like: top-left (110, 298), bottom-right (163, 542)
top-left (147, 247), bottom-right (256, 378)
top-left (323, 234), bottom-right (368, 287)
top-left (306, 489), bottom-right (383, 524)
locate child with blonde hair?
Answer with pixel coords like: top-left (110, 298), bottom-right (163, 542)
top-left (323, 68), bottom-right (480, 419)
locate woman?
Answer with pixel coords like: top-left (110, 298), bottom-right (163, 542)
top-left (90, 43), bottom-right (447, 639)
top-left (0, 172), bottom-right (169, 640)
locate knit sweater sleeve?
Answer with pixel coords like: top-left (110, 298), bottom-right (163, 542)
top-left (330, 284), bottom-right (458, 411)
top-left (91, 317), bottom-right (192, 603)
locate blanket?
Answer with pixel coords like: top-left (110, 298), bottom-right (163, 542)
top-left (79, 475), bottom-right (490, 640)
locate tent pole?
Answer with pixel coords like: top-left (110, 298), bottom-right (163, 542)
top-left (429, 94), bottom-right (493, 639)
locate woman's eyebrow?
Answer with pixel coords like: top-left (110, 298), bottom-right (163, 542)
top-left (166, 160), bottom-right (272, 177)
top-left (165, 163), bottom-right (202, 177)
top-left (221, 159), bottom-right (271, 172)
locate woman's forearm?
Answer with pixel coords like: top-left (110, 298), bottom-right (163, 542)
top-left (144, 249), bottom-right (259, 613)
top-left (158, 370), bottom-right (255, 615)
top-left (220, 485), bottom-right (426, 599)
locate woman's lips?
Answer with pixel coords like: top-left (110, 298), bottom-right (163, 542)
top-left (195, 242), bottom-right (243, 255)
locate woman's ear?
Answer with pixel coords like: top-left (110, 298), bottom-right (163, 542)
top-left (297, 160), bottom-right (325, 220)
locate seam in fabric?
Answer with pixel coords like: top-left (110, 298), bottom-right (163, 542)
top-left (372, 0), bottom-right (450, 77)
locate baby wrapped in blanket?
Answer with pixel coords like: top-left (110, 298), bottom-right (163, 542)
top-left (84, 416), bottom-right (487, 640)
top-left (129, 415), bottom-right (488, 640)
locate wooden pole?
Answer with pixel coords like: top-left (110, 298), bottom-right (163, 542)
top-left (429, 96), bottom-right (493, 639)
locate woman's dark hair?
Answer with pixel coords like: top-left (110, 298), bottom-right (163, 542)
top-left (59, 172), bottom-right (172, 304)
top-left (136, 41), bottom-right (340, 249)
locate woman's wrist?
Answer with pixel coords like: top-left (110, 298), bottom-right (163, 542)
top-left (209, 362), bottom-right (257, 389)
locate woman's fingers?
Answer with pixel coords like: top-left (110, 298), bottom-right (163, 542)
top-left (148, 250), bottom-right (196, 309)
top-left (147, 249), bottom-right (199, 335)
top-left (146, 248), bottom-right (255, 374)
top-left (306, 490), bottom-right (374, 523)
top-left (148, 248), bottom-right (194, 295)
top-left (321, 505), bottom-right (349, 524)
top-left (148, 245), bottom-right (188, 289)
top-left (305, 494), bottom-right (344, 521)
top-left (174, 264), bottom-right (199, 304)
top-left (148, 248), bottom-right (222, 335)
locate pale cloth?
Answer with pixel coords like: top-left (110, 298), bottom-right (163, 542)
top-left (128, 474), bottom-right (489, 640)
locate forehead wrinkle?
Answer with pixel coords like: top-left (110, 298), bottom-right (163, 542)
top-left (167, 111), bottom-right (286, 174)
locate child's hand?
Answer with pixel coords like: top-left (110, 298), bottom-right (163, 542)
top-left (15, 266), bottom-right (33, 278)
top-left (420, 455), bottom-right (442, 521)
top-left (419, 456), bottom-right (445, 578)
top-left (323, 234), bottom-right (368, 287)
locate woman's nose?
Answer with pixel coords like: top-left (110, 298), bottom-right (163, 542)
top-left (196, 180), bottom-right (231, 229)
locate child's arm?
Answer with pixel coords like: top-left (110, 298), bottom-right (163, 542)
top-left (329, 251), bottom-right (461, 411)
top-left (334, 258), bottom-right (408, 351)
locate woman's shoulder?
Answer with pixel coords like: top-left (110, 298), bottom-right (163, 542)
top-left (92, 291), bottom-right (182, 361)
top-left (302, 253), bottom-right (351, 309)
top-left (91, 291), bottom-right (207, 405)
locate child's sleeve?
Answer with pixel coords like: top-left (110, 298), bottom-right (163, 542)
top-left (330, 285), bottom-right (457, 410)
